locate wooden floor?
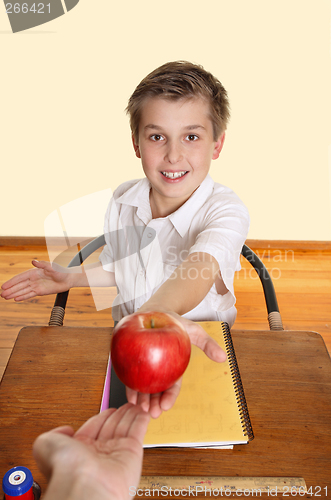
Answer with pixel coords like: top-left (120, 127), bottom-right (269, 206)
top-left (1, 242), bottom-right (330, 381)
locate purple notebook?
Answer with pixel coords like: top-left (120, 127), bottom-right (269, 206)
top-left (100, 355), bottom-right (128, 411)
top-left (100, 355), bottom-right (111, 411)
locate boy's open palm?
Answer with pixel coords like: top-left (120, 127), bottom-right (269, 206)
top-left (1, 260), bottom-right (71, 302)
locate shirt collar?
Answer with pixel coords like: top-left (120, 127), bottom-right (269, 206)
top-left (169, 174), bottom-right (214, 237)
top-left (116, 174), bottom-right (214, 236)
top-left (116, 178), bottom-right (152, 224)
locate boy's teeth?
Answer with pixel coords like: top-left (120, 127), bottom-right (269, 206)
top-left (162, 171), bottom-right (187, 179)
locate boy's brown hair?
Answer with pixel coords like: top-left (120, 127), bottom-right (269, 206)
top-left (126, 60), bottom-right (230, 143)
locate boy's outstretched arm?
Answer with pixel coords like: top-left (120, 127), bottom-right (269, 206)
top-left (139, 252), bottom-right (223, 317)
top-left (127, 252), bottom-right (227, 418)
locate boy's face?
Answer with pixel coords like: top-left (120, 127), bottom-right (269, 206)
top-left (132, 97), bottom-right (225, 215)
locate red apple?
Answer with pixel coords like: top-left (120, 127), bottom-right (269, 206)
top-left (111, 312), bottom-right (191, 394)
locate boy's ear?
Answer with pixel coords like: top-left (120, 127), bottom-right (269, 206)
top-left (212, 132), bottom-right (226, 160)
top-left (132, 134), bottom-right (141, 159)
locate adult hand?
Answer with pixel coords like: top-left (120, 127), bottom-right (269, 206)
top-left (126, 311), bottom-right (226, 419)
top-left (33, 403), bottom-right (150, 500)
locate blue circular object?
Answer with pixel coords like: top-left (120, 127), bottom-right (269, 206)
top-left (2, 466), bottom-right (33, 497)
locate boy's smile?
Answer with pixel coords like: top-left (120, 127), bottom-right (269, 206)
top-left (133, 97), bottom-right (225, 218)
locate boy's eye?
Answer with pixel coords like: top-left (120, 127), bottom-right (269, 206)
top-left (150, 134), bottom-right (164, 141)
top-left (186, 134), bottom-right (198, 141)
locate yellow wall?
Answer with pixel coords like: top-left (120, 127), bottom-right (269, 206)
top-left (1, 0), bottom-right (331, 240)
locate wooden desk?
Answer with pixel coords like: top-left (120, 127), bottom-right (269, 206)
top-left (0, 326), bottom-right (330, 498)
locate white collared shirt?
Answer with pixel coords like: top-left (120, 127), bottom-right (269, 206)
top-left (99, 174), bottom-right (249, 327)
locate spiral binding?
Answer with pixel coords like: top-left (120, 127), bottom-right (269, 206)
top-left (222, 322), bottom-right (254, 441)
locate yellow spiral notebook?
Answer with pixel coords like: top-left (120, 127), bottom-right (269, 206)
top-left (101, 321), bottom-right (254, 448)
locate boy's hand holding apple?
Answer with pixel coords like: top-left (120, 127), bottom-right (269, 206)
top-left (111, 309), bottom-right (226, 419)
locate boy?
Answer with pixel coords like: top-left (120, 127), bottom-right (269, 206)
top-left (1, 61), bottom-right (250, 418)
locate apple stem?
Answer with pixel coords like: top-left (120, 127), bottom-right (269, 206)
top-left (151, 319), bottom-right (155, 328)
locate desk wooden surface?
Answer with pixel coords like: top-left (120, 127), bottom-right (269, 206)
top-left (0, 326), bottom-right (330, 499)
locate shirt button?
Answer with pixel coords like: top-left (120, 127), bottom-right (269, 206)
top-left (147, 232), bottom-right (153, 238)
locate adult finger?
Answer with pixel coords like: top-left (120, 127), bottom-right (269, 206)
top-left (48, 425), bottom-right (76, 437)
top-left (97, 404), bottom-right (139, 441)
top-left (125, 405), bottom-right (151, 444)
top-left (74, 407), bottom-right (117, 440)
top-left (112, 404), bottom-right (150, 441)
